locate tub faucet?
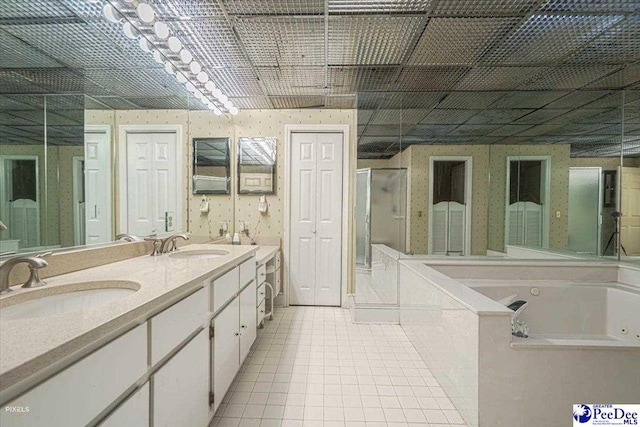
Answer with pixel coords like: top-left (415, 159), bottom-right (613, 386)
top-left (508, 300), bottom-right (529, 338)
top-left (0, 253), bottom-right (50, 294)
top-left (161, 234), bottom-right (189, 253)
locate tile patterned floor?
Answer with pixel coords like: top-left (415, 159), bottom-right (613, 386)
top-left (210, 307), bottom-right (467, 427)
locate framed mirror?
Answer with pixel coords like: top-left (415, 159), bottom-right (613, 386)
top-left (192, 137), bottom-right (230, 194)
top-left (237, 137), bottom-right (276, 194)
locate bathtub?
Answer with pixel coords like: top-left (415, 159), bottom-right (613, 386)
top-left (465, 281), bottom-right (640, 347)
top-left (398, 259), bottom-right (640, 427)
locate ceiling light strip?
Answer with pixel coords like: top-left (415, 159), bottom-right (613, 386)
top-left (102, 0), bottom-right (238, 115)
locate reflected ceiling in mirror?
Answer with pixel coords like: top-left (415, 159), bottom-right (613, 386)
top-left (238, 137), bottom-right (276, 194)
top-left (192, 137), bottom-right (231, 194)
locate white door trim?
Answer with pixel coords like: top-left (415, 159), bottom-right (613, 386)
top-left (72, 156), bottom-right (84, 246)
top-left (504, 155), bottom-right (551, 248)
top-left (427, 156), bottom-right (473, 256)
top-left (284, 124), bottom-right (350, 308)
top-left (118, 125), bottom-right (183, 235)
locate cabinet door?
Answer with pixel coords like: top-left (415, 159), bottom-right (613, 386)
top-left (1, 324), bottom-right (146, 427)
top-left (153, 329), bottom-right (209, 427)
top-left (99, 383), bottom-right (149, 427)
top-left (212, 298), bottom-right (240, 413)
top-left (240, 281), bottom-right (257, 363)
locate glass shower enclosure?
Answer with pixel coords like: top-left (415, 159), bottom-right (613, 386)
top-left (355, 168), bottom-right (408, 267)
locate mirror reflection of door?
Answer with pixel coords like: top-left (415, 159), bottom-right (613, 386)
top-left (429, 158), bottom-right (471, 255)
top-left (84, 128), bottom-right (112, 244)
top-left (505, 157), bottom-right (550, 248)
top-left (568, 167), bottom-right (602, 255)
top-left (0, 156), bottom-right (40, 250)
top-left (620, 166), bottom-right (640, 256)
top-left (72, 157), bottom-right (86, 246)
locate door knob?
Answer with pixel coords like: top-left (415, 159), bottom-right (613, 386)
top-left (312, 230), bottom-right (317, 234)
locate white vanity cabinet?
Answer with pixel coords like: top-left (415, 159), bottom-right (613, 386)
top-left (211, 298), bottom-right (240, 413)
top-left (240, 280), bottom-right (257, 363)
top-left (99, 383), bottom-right (149, 427)
top-left (1, 324), bottom-right (147, 427)
top-left (210, 256), bottom-right (258, 414)
top-left (153, 329), bottom-right (209, 427)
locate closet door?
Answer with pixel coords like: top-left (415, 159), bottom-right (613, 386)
top-left (290, 132), bottom-right (343, 306)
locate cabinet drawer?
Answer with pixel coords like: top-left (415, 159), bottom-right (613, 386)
top-left (151, 288), bottom-right (207, 365)
top-left (257, 264), bottom-right (266, 285)
top-left (274, 269), bottom-right (282, 295)
top-left (256, 283), bottom-right (266, 306)
top-left (99, 383), bottom-right (149, 427)
top-left (239, 257), bottom-right (256, 287)
top-left (1, 324), bottom-right (147, 427)
top-left (211, 267), bottom-right (239, 313)
top-left (257, 299), bottom-right (266, 325)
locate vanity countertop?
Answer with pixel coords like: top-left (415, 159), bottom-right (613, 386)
top-left (255, 245), bottom-right (279, 266)
top-left (0, 244), bottom-right (257, 394)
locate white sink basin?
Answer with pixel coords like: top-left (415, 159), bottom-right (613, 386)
top-left (168, 249), bottom-right (229, 259)
top-left (0, 281), bottom-right (139, 321)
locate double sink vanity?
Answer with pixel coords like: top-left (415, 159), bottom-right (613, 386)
top-left (0, 242), bottom-right (281, 427)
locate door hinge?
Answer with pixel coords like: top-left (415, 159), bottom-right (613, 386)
top-left (209, 391), bottom-right (215, 406)
top-left (209, 325), bottom-right (215, 339)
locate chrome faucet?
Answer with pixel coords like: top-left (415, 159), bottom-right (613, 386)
top-left (161, 234), bottom-right (189, 253)
top-left (144, 235), bottom-right (163, 257)
top-left (0, 252), bottom-right (51, 294)
top-left (116, 233), bottom-right (142, 242)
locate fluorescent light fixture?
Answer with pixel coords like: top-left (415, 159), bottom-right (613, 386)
top-left (136, 3), bottom-right (155, 24)
top-left (167, 36), bottom-right (182, 53)
top-left (176, 73), bottom-right (187, 84)
top-left (212, 88), bottom-right (222, 98)
top-left (153, 50), bottom-right (164, 63)
top-left (223, 100), bottom-right (232, 109)
top-left (185, 82), bottom-right (196, 93)
top-left (164, 62), bottom-right (175, 75)
top-left (189, 61), bottom-right (202, 74)
top-left (196, 71), bottom-right (209, 83)
top-left (139, 38), bottom-right (153, 52)
top-left (122, 22), bottom-right (137, 39)
top-left (180, 49), bottom-right (193, 64)
top-left (229, 107), bottom-right (239, 115)
top-left (205, 81), bottom-right (215, 92)
top-left (102, 4), bottom-right (120, 23)
top-left (153, 21), bottom-right (169, 39)
top-left (218, 94), bottom-right (228, 103)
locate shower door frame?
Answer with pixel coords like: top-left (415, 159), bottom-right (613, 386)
top-left (356, 168), bottom-right (372, 267)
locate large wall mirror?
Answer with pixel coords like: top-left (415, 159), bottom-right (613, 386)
top-left (354, 89), bottom-right (640, 308)
top-left (0, 94), bottom-right (88, 254)
top-left (237, 137), bottom-right (276, 194)
top-left (193, 137), bottom-right (231, 194)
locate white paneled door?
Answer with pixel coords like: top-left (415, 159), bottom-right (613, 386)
top-left (84, 130), bottom-right (111, 244)
top-left (290, 132), bottom-right (343, 306)
top-left (126, 132), bottom-right (178, 236)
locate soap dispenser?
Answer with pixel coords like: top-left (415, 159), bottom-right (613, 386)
top-left (232, 232), bottom-right (241, 245)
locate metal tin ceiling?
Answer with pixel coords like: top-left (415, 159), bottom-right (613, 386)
top-left (0, 0), bottom-right (639, 157)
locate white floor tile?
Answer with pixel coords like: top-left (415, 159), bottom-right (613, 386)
top-left (210, 307), bottom-right (466, 427)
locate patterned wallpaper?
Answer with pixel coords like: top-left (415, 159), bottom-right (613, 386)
top-left (360, 144), bottom-right (572, 255)
top-left (87, 108), bottom-right (358, 293)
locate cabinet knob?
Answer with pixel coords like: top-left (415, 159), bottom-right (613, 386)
top-left (235, 332), bottom-right (240, 336)
top-left (241, 325), bottom-right (247, 329)
top-left (260, 310), bottom-right (264, 313)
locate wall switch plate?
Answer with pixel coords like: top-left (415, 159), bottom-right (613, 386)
top-left (555, 211), bottom-right (561, 218)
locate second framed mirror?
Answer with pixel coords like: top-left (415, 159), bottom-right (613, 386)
top-left (238, 137), bottom-right (276, 194)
